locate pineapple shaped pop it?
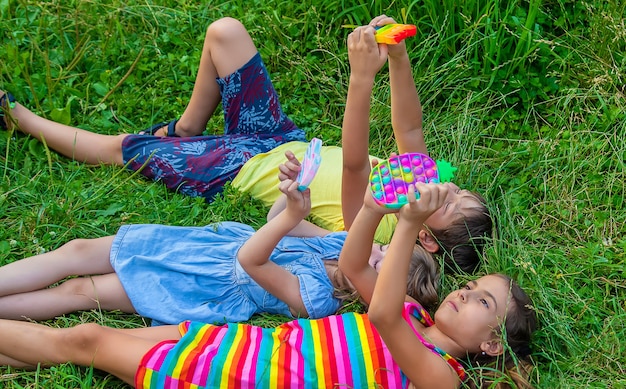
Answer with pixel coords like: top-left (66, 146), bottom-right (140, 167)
top-left (369, 153), bottom-right (456, 208)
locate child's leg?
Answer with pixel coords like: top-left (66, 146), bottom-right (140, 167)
top-left (0, 236), bottom-right (115, 296)
top-left (0, 236), bottom-right (135, 320)
top-left (172, 17), bottom-right (260, 137)
top-left (0, 91), bottom-right (127, 165)
top-left (0, 18), bottom-right (260, 161)
top-left (121, 18), bottom-right (304, 201)
top-left (0, 320), bottom-right (180, 385)
top-left (0, 273), bottom-right (135, 320)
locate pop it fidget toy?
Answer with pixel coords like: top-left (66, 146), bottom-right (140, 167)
top-left (296, 137), bottom-right (323, 191)
top-left (374, 24), bottom-right (417, 45)
top-left (369, 153), bottom-right (457, 208)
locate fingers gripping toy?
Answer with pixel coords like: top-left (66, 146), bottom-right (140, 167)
top-left (296, 138), bottom-right (323, 191)
top-left (375, 24), bottom-right (417, 44)
top-left (369, 153), bottom-right (457, 208)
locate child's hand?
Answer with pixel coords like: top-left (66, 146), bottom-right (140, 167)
top-left (398, 183), bottom-right (448, 224)
top-left (277, 150), bottom-right (301, 182)
top-left (362, 184), bottom-right (398, 215)
top-left (347, 25), bottom-right (388, 80)
top-left (362, 155), bottom-right (406, 215)
top-left (279, 179), bottom-right (311, 220)
top-left (368, 14), bottom-right (408, 59)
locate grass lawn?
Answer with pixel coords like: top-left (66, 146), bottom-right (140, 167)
top-left (1, 0), bottom-right (624, 387)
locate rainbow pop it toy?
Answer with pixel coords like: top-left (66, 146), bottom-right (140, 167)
top-left (296, 137), bottom-right (323, 191)
top-left (369, 153), bottom-right (456, 208)
top-left (375, 24), bottom-right (417, 45)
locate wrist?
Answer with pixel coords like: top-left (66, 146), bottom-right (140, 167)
top-left (348, 73), bottom-right (375, 89)
top-left (388, 50), bottom-right (409, 63)
top-left (394, 217), bottom-right (422, 239)
top-left (361, 204), bottom-right (387, 220)
top-left (282, 207), bottom-right (307, 225)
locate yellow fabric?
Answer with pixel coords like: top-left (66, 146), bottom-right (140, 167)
top-left (232, 141), bottom-right (396, 243)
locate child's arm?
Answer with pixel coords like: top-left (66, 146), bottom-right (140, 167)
top-left (371, 15), bottom-right (427, 155)
top-left (238, 179), bottom-right (312, 316)
top-left (267, 150), bottom-right (332, 237)
top-left (337, 197), bottom-right (386, 305)
top-left (266, 194), bottom-right (331, 237)
top-left (341, 25), bottom-right (389, 231)
top-left (368, 184), bottom-right (458, 388)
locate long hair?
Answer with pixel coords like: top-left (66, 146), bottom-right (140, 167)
top-left (428, 191), bottom-right (493, 274)
top-left (465, 274), bottom-right (537, 389)
top-left (406, 245), bottom-right (439, 311)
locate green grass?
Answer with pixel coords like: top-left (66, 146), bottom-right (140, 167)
top-left (1, 0), bottom-right (625, 387)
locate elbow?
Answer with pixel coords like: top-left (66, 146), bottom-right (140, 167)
top-left (368, 305), bottom-right (394, 330)
top-left (236, 250), bottom-right (256, 272)
top-left (337, 257), bottom-right (357, 280)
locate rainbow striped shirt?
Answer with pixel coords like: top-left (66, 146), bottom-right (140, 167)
top-left (136, 312), bottom-right (409, 388)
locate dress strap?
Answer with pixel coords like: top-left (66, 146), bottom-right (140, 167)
top-left (402, 302), bottom-right (468, 381)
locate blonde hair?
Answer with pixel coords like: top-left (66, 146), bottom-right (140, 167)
top-left (406, 245), bottom-right (439, 311)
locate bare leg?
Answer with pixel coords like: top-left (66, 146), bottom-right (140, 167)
top-left (0, 273), bottom-right (135, 321)
top-left (0, 94), bottom-right (127, 165)
top-left (0, 236), bottom-right (136, 320)
top-left (0, 236), bottom-right (115, 296)
top-left (1, 18), bottom-right (260, 157)
top-left (155, 17), bottom-right (260, 137)
top-left (0, 320), bottom-right (181, 385)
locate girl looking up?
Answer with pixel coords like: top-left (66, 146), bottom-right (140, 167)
top-left (2, 15), bottom-right (493, 275)
top-left (1, 17), bottom-right (305, 202)
top-left (339, 182), bottom-right (537, 388)
top-left (275, 15), bottom-right (493, 276)
top-left (340, 15), bottom-right (492, 274)
top-left (0, 173), bottom-right (364, 325)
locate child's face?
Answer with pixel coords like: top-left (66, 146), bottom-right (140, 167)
top-left (368, 243), bottom-right (389, 272)
top-left (435, 275), bottom-right (511, 353)
top-left (422, 182), bottom-right (484, 231)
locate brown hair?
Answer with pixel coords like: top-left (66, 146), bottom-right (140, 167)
top-left (406, 245), bottom-right (439, 311)
top-left (427, 191), bottom-right (493, 274)
top-left (466, 274), bottom-right (537, 389)
top-left (327, 245), bottom-right (439, 311)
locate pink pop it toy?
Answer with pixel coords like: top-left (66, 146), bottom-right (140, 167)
top-left (369, 153), bottom-right (456, 208)
top-left (296, 137), bottom-right (322, 191)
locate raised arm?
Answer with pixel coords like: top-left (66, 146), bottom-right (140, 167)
top-left (238, 179), bottom-right (313, 316)
top-left (368, 184), bottom-right (456, 388)
top-left (341, 25), bottom-right (389, 231)
top-left (371, 15), bottom-right (426, 155)
top-left (338, 188), bottom-right (397, 305)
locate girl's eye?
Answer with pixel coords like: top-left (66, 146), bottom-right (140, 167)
top-left (464, 285), bottom-right (471, 290)
top-left (480, 299), bottom-right (489, 308)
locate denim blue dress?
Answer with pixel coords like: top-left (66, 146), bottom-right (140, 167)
top-left (110, 222), bottom-right (346, 326)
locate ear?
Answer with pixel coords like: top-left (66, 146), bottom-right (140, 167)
top-left (418, 230), bottom-right (440, 254)
top-left (480, 339), bottom-right (504, 357)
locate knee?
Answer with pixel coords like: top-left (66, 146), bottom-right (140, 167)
top-left (60, 323), bottom-right (106, 358)
top-left (206, 17), bottom-right (249, 45)
top-left (61, 239), bottom-right (95, 257)
top-left (55, 277), bottom-right (97, 301)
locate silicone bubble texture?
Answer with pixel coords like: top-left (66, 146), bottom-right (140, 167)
top-left (369, 153), bottom-right (454, 209)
